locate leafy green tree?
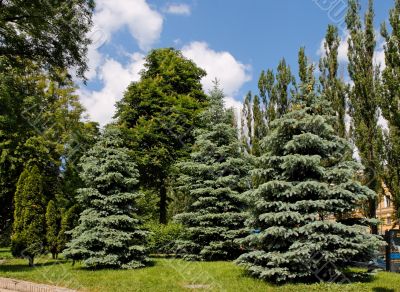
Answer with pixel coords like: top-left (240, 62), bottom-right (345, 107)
top-left (45, 200), bottom-right (61, 259)
top-left (11, 164), bottom-right (46, 266)
top-left (346, 0), bottom-right (384, 233)
top-left (0, 0), bottom-right (94, 78)
top-left (174, 84), bottom-right (250, 260)
top-left (242, 59), bottom-right (295, 156)
top-left (236, 83), bottom-right (383, 283)
top-left (63, 127), bottom-right (149, 269)
top-left (297, 47), bottom-right (315, 96)
top-left (58, 205), bottom-right (80, 252)
top-left (252, 94), bottom-right (266, 156)
top-left (319, 25), bottom-right (347, 138)
top-left (380, 0), bottom-right (400, 223)
top-left (241, 92), bottom-right (252, 154)
top-left (116, 48), bottom-right (208, 224)
top-left (0, 61), bottom-right (91, 244)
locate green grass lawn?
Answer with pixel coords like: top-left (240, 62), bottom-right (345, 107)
top-left (0, 248), bottom-right (399, 292)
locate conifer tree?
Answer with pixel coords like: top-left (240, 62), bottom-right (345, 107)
top-left (319, 25), bottom-right (347, 138)
top-left (236, 83), bottom-right (382, 282)
top-left (174, 84), bottom-right (250, 261)
top-left (63, 127), bottom-right (149, 269)
top-left (380, 0), bottom-right (400, 222)
top-left (45, 200), bottom-right (61, 259)
top-left (11, 164), bottom-right (46, 266)
top-left (346, 0), bottom-right (383, 233)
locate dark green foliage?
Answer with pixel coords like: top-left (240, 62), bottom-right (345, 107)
top-left (0, 60), bottom-right (92, 243)
top-left (58, 205), bottom-right (80, 252)
top-left (174, 84), bottom-right (250, 261)
top-left (346, 0), bottom-right (384, 232)
top-left (236, 87), bottom-right (383, 282)
top-left (116, 48), bottom-right (208, 223)
top-left (45, 200), bottom-right (61, 259)
top-left (63, 127), bottom-right (149, 269)
top-left (380, 0), bottom-right (400, 222)
top-left (0, 0), bottom-right (94, 78)
top-left (319, 25), bottom-right (347, 138)
top-left (11, 164), bottom-right (46, 266)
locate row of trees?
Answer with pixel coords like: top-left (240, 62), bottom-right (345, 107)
top-left (0, 0), bottom-right (98, 252)
top-left (1, 0), bottom-right (399, 284)
top-left (241, 0), bottom-right (400, 231)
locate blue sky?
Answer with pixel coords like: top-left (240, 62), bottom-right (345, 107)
top-left (79, 0), bottom-right (394, 126)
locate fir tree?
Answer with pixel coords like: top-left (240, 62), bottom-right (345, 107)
top-left (11, 164), bottom-right (46, 266)
top-left (236, 85), bottom-right (383, 282)
top-left (174, 83), bottom-right (250, 261)
top-left (346, 0), bottom-right (384, 233)
top-left (380, 0), bottom-right (400, 222)
top-left (45, 200), bottom-right (61, 259)
top-left (63, 127), bottom-right (149, 269)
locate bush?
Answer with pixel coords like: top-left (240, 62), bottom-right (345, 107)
top-left (146, 222), bottom-right (184, 255)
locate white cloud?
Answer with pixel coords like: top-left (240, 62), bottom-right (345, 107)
top-left (181, 42), bottom-right (251, 117)
top-left (164, 3), bottom-right (191, 15)
top-left (182, 41), bottom-right (251, 100)
top-left (80, 53), bottom-right (145, 126)
top-left (93, 0), bottom-right (163, 51)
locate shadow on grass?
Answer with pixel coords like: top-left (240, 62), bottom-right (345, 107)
top-left (372, 288), bottom-right (395, 292)
top-left (237, 267), bottom-right (376, 287)
top-left (0, 260), bottom-right (68, 273)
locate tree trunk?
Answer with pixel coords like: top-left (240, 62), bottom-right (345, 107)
top-left (159, 184), bottom-right (167, 224)
top-left (369, 197), bottom-right (378, 234)
top-left (28, 257), bottom-right (34, 267)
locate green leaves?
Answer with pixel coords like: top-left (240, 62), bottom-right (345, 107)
top-left (11, 164), bottom-right (46, 265)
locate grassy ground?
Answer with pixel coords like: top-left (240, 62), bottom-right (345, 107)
top-left (0, 248), bottom-right (399, 291)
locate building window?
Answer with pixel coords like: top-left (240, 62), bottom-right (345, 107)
top-left (384, 196), bottom-right (391, 208)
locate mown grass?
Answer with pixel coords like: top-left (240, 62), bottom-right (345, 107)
top-left (0, 248), bottom-right (400, 291)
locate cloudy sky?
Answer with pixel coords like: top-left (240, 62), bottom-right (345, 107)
top-left (78, 0), bottom-right (394, 126)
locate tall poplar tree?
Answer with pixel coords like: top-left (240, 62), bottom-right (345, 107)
top-left (346, 0), bottom-right (383, 233)
top-left (380, 0), bottom-right (400, 222)
top-left (319, 25), bottom-right (347, 138)
top-left (174, 84), bottom-right (250, 261)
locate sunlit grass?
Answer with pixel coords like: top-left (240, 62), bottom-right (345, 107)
top-left (0, 248), bottom-right (400, 291)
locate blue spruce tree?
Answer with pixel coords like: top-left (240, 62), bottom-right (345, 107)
top-left (236, 80), bottom-right (383, 282)
top-left (63, 127), bottom-right (149, 269)
top-left (174, 83), bottom-right (250, 260)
